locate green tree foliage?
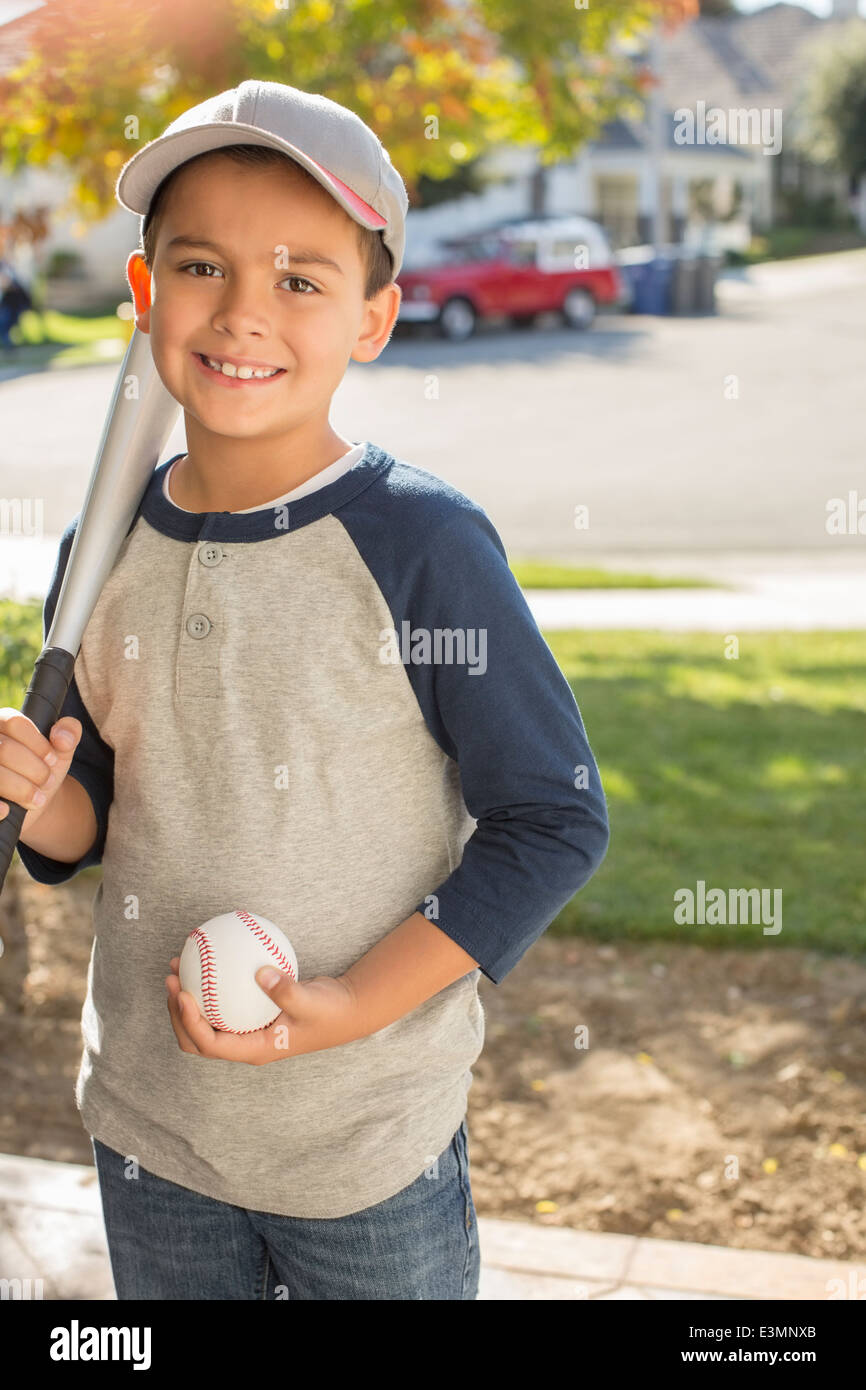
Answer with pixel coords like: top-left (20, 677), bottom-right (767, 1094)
top-left (0, 0), bottom-right (698, 220)
top-left (797, 19), bottom-right (866, 180)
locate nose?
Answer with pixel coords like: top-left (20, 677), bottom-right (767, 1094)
top-left (209, 272), bottom-right (274, 338)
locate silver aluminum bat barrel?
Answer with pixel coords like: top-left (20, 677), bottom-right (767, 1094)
top-left (0, 327), bottom-right (180, 892)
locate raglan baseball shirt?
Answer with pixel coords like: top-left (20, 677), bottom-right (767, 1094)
top-left (17, 439), bottom-right (610, 1219)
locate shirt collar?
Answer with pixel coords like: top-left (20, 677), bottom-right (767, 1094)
top-left (137, 441), bottom-right (394, 542)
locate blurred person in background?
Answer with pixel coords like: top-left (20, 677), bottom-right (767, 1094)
top-left (0, 259), bottom-right (32, 349)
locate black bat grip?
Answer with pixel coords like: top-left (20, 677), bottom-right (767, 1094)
top-left (0, 646), bottom-right (77, 895)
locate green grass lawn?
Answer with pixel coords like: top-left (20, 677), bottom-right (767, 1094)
top-left (0, 308), bottom-right (128, 370)
top-left (548, 629), bottom-right (866, 956)
top-left (510, 561), bottom-right (720, 590)
top-left (3, 614), bottom-right (864, 959)
top-left (734, 228), bottom-right (866, 264)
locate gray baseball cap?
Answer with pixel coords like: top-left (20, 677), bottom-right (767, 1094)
top-left (115, 79), bottom-right (410, 278)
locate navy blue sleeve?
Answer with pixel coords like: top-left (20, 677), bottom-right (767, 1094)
top-left (14, 520), bottom-right (115, 885)
top-left (406, 503), bottom-right (610, 984)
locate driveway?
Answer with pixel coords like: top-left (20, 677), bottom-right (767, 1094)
top-left (1, 249), bottom-right (864, 598)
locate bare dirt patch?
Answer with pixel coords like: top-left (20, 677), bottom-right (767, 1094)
top-left (2, 864), bottom-right (865, 1260)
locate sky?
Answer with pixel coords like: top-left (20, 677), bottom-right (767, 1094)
top-left (0, 0), bottom-right (41, 21)
top-left (734, 0), bottom-right (864, 14)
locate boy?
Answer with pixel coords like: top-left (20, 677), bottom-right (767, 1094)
top-left (3, 79), bottom-right (610, 1300)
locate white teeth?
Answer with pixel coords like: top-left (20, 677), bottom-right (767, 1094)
top-left (202, 355), bottom-right (280, 379)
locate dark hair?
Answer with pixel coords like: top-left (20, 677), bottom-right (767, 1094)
top-left (140, 143), bottom-right (394, 300)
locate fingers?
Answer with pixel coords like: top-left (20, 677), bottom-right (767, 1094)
top-left (0, 710), bottom-right (80, 762)
top-left (165, 974), bottom-right (203, 1055)
top-left (177, 992), bottom-right (221, 1051)
top-left (0, 713), bottom-right (81, 818)
top-left (0, 762), bottom-right (56, 816)
top-left (0, 708), bottom-right (54, 758)
top-left (165, 969), bottom-right (273, 1064)
top-left (0, 729), bottom-right (56, 808)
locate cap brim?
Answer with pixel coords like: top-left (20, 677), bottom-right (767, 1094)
top-left (116, 123), bottom-right (387, 232)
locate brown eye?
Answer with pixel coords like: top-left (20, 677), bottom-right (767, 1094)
top-left (281, 275), bottom-right (317, 295)
top-left (181, 262), bottom-right (222, 278)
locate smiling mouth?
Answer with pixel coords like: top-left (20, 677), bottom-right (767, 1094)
top-left (195, 352), bottom-right (286, 382)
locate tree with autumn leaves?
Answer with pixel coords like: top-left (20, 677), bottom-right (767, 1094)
top-left (0, 0), bottom-right (697, 258)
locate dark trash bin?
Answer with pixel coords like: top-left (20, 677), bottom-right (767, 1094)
top-left (615, 244), bottom-right (705, 316)
top-left (671, 249), bottom-right (701, 315)
top-left (695, 253), bottom-right (722, 314)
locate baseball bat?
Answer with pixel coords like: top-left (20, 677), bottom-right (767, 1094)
top-left (0, 327), bottom-right (180, 893)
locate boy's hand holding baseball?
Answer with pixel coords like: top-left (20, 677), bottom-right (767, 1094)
top-left (165, 958), bottom-right (363, 1065)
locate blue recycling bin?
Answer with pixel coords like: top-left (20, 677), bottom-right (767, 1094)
top-left (614, 260), bottom-right (637, 307)
top-left (635, 256), bottom-right (675, 315)
top-left (615, 246), bottom-right (681, 316)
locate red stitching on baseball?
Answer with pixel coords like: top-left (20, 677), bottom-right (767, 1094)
top-left (186, 914), bottom-right (296, 1037)
top-left (234, 910), bottom-right (297, 981)
top-left (189, 928), bottom-right (228, 1031)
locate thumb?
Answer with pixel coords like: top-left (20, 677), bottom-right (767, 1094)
top-left (45, 718), bottom-right (83, 783)
top-left (256, 965), bottom-right (297, 1002)
top-left (49, 718), bottom-right (82, 758)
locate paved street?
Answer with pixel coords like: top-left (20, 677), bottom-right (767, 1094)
top-left (1, 250), bottom-right (864, 606)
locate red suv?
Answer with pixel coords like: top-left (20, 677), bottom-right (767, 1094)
top-left (396, 216), bottom-right (623, 341)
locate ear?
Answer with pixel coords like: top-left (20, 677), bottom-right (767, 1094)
top-left (350, 282), bottom-right (402, 364)
top-left (126, 251), bottom-right (153, 332)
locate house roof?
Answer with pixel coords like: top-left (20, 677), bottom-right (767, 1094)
top-left (0, 0), bottom-right (44, 77)
top-left (660, 2), bottom-right (865, 111)
top-left (593, 112), bottom-right (750, 158)
top-left (587, 2), bottom-right (866, 157)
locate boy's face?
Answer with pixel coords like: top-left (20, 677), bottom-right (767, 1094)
top-left (126, 154), bottom-right (400, 454)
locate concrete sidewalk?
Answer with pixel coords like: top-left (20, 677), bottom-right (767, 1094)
top-left (523, 550), bottom-right (866, 631)
top-left (527, 572), bottom-right (866, 631)
top-left (716, 248), bottom-right (866, 303)
top-left (0, 1151), bottom-right (861, 1301)
top-left (2, 540), bottom-right (865, 630)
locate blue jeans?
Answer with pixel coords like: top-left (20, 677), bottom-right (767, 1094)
top-left (91, 1119), bottom-right (480, 1300)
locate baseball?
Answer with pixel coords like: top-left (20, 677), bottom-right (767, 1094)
top-left (178, 909), bottom-right (299, 1034)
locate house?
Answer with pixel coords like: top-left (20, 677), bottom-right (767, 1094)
top-left (403, 0), bottom-right (866, 262)
top-left (0, 0), bottom-right (140, 307)
top-left (1, 0), bottom-right (864, 303)
top-left (653, 0), bottom-right (866, 246)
